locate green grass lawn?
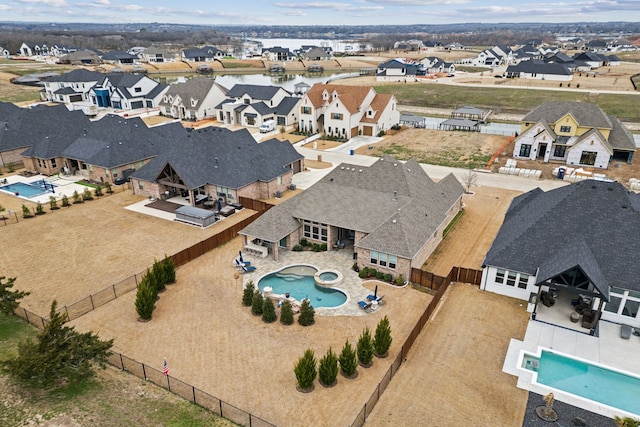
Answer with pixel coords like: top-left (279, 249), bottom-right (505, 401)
top-left (0, 314), bottom-right (236, 427)
top-left (374, 83), bottom-right (640, 122)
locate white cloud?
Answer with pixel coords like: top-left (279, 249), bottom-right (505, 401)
top-left (273, 2), bottom-right (383, 12)
top-left (123, 4), bottom-right (143, 11)
top-left (16, 0), bottom-right (67, 6)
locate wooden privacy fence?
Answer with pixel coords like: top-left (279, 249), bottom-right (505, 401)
top-left (411, 265), bottom-right (483, 290)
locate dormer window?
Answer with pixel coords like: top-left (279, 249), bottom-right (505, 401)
top-left (135, 87), bottom-right (142, 93)
top-left (244, 98), bottom-right (250, 105)
top-left (191, 98), bottom-right (197, 107)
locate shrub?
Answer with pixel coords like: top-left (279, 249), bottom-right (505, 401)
top-left (339, 340), bottom-right (358, 377)
top-left (300, 239), bottom-right (309, 247)
top-left (94, 185), bottom-right (103, 197)
top-left (135, 280), bottom-right (157, 321)
top-left (357, 326), bottom-right (374, 367)
top-left (35, 202), bottom-right (45, 215)
top-left (49, 196), bottom-right (58, 210)
top-left (384, 273), bottom-right (392, 282)
top-left (21, 204), bottom-right (32, 218)
top-left (72, 190), bottom-right (82, 204)
top-left (242, 281), bottom-right (255, 306)
top-left (280, 300), bottom-right (294, 325)
top-left (318, 347), bottom-right (339, 387)
top-left (294, 349), bottom-right (317, 391)
top-left (395, 274), bottom-right (404, 286)
top-left (320, 243), bottom-right (327, 251)
top-left (368, 268), bottom-right (377, 277)
top-left (7, 163), bottom-right (14, 172)
top-left (376, 271), bottom-right (384, 280)
top-left (104, 182), bottom-right (113, 193)
top-left (312, 243), bottom-right (321, 252)
top-left (262, 298), bottom-right (277, 323)
top-left (377, 130), bottom-right (385, 137)
top-left (352, 263), bottom-right (359, 272)
top-left (374, 316), bottom-right (393, 357)
top-left (251, 290), bottom-right (263, 315)
top-left (61, 195), bottom-right (70, 207)
top-left (82, 188), bottom-right (93, 201)
top-left (298, 299), bottom-right (315, 326)
top-left (358, 269), bottom-right (368, 279)
top-left (162, 255), bottom-right (176, 284)
top-left (292, 244), bottom-right (303, 252)
top-left (391, 124), bottom-right (401, 131)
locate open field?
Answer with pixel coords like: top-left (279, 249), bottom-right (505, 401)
top-left (367, 282), bottom-right (531, 427)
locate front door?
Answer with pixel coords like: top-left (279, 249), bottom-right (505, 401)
top-left (538, 143), bottom-right (547, 160)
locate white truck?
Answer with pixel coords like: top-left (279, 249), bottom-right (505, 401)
top-left (259, 120), bottom-right (275, 133)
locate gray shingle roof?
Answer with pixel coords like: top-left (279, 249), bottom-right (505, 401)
top-left (241, 156), bottom-right (464, 258)
top-left (45, 69), bottom-right (104, 83)
top-left (483, 180), bottom-right (640, 294)
top-left (226, 84), bottom-right (289, 101)
top-left (522, 101), bottom-right (612, 129)
top-left (506, 60), bottom-right (572, 76)
top-left (275, 97), bottom-right (300, 115)
top-left (0, 101), bottom-right (21, 119)
top-left (160, 77), bottom-right (227, 109)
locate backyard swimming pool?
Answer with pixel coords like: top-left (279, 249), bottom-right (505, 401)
top-left (258, 265), bottom-right (347, 308)
top-left (0, 181), bottom-right (54, 198)
top-left (521, 348), bottom-right (640, 417)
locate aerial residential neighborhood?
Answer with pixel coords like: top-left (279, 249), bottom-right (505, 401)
top-left (1, 14), bottom-right (640, 427)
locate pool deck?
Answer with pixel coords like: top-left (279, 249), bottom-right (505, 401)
top-left (0, 173), bottom-right (96, 205)
top-left (503, 319), bottom-right (640, 419)
top-left (238, 248), bottom-right (394, 317)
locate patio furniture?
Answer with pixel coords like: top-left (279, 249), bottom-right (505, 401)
top-left (367, 294), bottom-right (384, 304)
top-left (240, 265), bottom-right (256, 273)
top-left (357, 301), bottom-right (372, 312)
top-left (570, 312), bottom-right (580, 323)
top-left (219, 205), bottom-right (235, 217)
top-left (621, 324), bottom-right (632, 339)
top-left (244, 242), bottom-right (268, 258)
top-left (234, 258), bottom-right (251, 268)
top-left (540, 291), bottom-right (555, 307)
top-left (581, 309), bottom-right (597, 329)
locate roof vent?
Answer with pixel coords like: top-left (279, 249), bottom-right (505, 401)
top-left (215, 157), bottom-right (218, 168)
top-left (392, 219), bottom-right (397, 224)
top-left (622, 205), bottom-right (628, 209)
top-left (330, 178), bottom-right (334, 182)
top-left (340, 166), bottom-right (344, 170)
top-left (607, 187), bottom-right (613, 191)
top-left (592, 185), bottom-right (597, 189)
top-left (407, 168), bottom-right (411, 172)
top-left (118, 141), bottom-right (122, 144)
top-left (358, 169), bottom-right (362, 173)
top-left (394, 163), bottom-right (397, 166)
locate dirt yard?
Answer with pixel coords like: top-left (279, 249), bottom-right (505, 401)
top-left (357, 128), bottom-right (510, 169)
top-left (367, 282), bottom-right (531, 427)
top-left (424, 186), bottom-right (523, 276)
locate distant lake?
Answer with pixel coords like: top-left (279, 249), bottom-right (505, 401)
top-left (155, 71), bottom-right (359, 92)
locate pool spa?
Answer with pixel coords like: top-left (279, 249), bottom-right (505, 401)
top-left (258, 265), bottom-right (347, 308)
top-left (0, 180), bottom-right (57, 198)
top-left (520, 348), bottom-right (640, 417)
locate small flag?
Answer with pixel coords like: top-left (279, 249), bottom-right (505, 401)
top-left (162, 358), bottom-right (169, 376)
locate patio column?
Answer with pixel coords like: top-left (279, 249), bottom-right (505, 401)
top-left (188, 189), bottom-right (195, 207)
top-left (531, 286), bottom-right (543, 320)
top-left (273, 243), bottom-right (279, 262)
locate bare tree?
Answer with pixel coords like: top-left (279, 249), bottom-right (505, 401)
top-left (462, 170), bottom-right (478, 194)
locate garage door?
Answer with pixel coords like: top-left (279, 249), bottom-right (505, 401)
top-left (69, 95), bottom-right (83, 102)
top-left (362, 126), bottom-right (373, 136)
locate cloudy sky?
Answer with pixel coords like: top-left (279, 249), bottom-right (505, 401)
top-left (0, 0), bottom-right (637, 25)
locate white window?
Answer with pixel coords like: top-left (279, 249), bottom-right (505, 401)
top-left (370, 251), bottom-right (378, 264)
top-left (518, 274), bottom-right (529, 289)
top-left (495, 269), bottom-right (505, 284)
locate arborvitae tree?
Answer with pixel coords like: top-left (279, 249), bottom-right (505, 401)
top-left (242, 281), bottom-right (255, 306)
top-left (5, 300), bottom-right (113, 387)
top-left (49, 196), bottom-right (58, 210)
top-left (318, 347), bottom-right (339, 387)
top-left (374, 315), bottom-right (393, 357)
top-left (104, 181), bottom-right (113, 194)
top-left (357, 326), bottom-right (375, 367)
top-left (294, 349), bottom-right (317, 391)
top-left (35, 202), bottom-right (45, 215)
top-left (82, 188), bottom-right (93, 201)
top-left (298, 299), bottom-right (315, 326)
top-left (72, 190), bottom-right (81, 204)
top-left (0, 276), bottom-right (30, 315)
top-left (339, 339), bottom-right (358, 378)
top-left (150, 262), bottom-right (166, 292)
top-left (251, 290), bottom-right (263, 315)
top-left (262, 297), bottom-right (277, 323)
top-left (162, 255), bottom-right (176, 284)
top-left (94, 185), bottom-right (103, 197)
top-left (280, 299), bottom-right (294, 325)
top-left (21, 204), bottom-right (32, 218)
top-left (61, 194), bottom-right (70, 207)
top-left (135, 279), bottom-right (156, 321)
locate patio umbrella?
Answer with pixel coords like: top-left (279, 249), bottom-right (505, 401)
top-left (217, 198), bottom-right (222, 212)
top-left (374, 285), bottom-right (378, 297)
top-left (239, 251), bottom-right (244, 264)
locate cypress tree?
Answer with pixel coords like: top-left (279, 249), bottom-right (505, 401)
top-left (262, 297), bottom-right (277, 323)
top-left (357, 326), bottom-right (374, 367)
top-left (251, 290), bottom-right (263, 315)
top-left (162, 255), bottom-right (176, 284)
top-left (339, 339), bottom-right (358, 378)
top-left (294, 349), bottom-right (317, 391)
top-left (242, 281), bottom-right (255, 306)
top-left (135, 279), bottom-right (156, 321)
top-left (280, 299), bottom-right (294, 325)
top-left (298, 299), bottom-right (315, 326)
top-left (374, 315), bottom-right (393, 357)
top-left (318, 347), bottom-right (339, 387)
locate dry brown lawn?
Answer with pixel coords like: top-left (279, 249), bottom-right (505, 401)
top-left (367, 282), bottom-right (530, 427)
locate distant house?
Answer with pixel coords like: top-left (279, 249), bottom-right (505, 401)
top-left (159, 77), bottom-right (228, 121)
top-left (0, 46), bottom-right (9, 57)
top-left (399, 113), bottom-right (426, 128)
top-left (505, 60), bottom-right (573, 81)
top-left (376, 58), bottom-right (423, 82)
top-left (394, 40), bottom-right (425, 51)
top-left (57, 49), bottom-right (102, 65)
top-left (471, 45), bottom-right (515, 67)
top-left (572, 52), bottom-right (606, 69)
top-left (141, 47), bottom-right (172, 63)
top-left (481, 180), bottom-right (640, 332)
top-left (298, 84), bottom-right (399, 138)
top-left (239, 155), bottom-right (464, 281)
top-left (303, 47), bottom-right (331, 61)
top-left (513, 101), bottom-right (636, 169)
top-left (215, 84), bottom-right (298, 128)
top-left (585, 39), bottom-right (607, 51)
top-left (101, 50), bottom-right (137, 65)
top-left (131, 127), bottom-right (304, 205)
top-left (90, 74), bottom-right (168, 111)
top-left (439, 106), bottom-right (486, 132)
top-left (42, 69), bottom-right (104, 104)
top-left (419, 56), bottom-right (455, 75)
top-left (262, 46), bottom-right (293, 62)
top-left (19, 43), bottom-right (48, 57)
top-left (181, 46), bottom-right (225, 62)
top-left (607, 39), bottom-right (637, 52)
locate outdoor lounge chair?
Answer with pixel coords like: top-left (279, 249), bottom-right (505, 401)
top-left (234, 258), bottom-right (251, 268)
top-left (581, 309), bottom-right (597, 329)
top-left (367, 294), bottom-right (384, 304)
top-left (621, 324), bottom-right (632, 339)
top-left (241, 265), bottom-right (256, 273)
top-left (357, 301), bottom-right (372, 311)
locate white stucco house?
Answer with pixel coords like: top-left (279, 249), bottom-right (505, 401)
top-left (298, 84), bottom-right (400, 138)
top-left (159, 77), bottom-right (228, 121)
top-left (512, 101), bottom-right (636, 169)
top-left (90, 74), bottom-right (168, 111)
top-left (481, 180), bottom-right (640, 333)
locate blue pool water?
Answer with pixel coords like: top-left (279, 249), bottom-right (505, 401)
top-left (319, 271), bottom-right (338, 281)
top-left (258, 265), bottom-right (347, 308)
top-left (0, 181), bottom-right (56, 198)
top-left (532, 350), bottom-right (640, 416)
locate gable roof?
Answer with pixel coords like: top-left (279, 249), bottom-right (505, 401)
top-left (483, 180), bottom-right (640, 293)
top-left (522, 101), bottom-right (612, 129)
top-left (45, 69), bottom-right (104, 83)
top-left (102, 50), bottom-right (137, 61)
top-left (241, 156), bottom-right (464, 258)
top-left (225, 84), bottom-right (288, 101)
top-left (305, 84), bottom-right (373, 114)
top-left (160, 77), bottom-right (227, 109)
top-left (506, 60), bottom-right (572, 76)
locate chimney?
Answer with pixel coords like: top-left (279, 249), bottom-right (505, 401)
top-left (214, 157), bottom-right (218, 168)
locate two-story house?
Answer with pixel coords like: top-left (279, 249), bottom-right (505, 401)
top-left (298, 84), bottom-right (399, 138)
top-left (376, 58), bottom-right (423, 82)
top-left (182, 46), bottom-right (225, 62)
top-left (159, 77), bottom-right (228, 121)
top-left (42, 69), bottom-right (104, 104)
top-left (261, 46), bottom-right (293, 62)
top-left (90, 74), bottom-right (168, 111)
top-left (512, 101), bottom-right (636, 169)
top-left (215, 84), bottom-right (296, 128)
